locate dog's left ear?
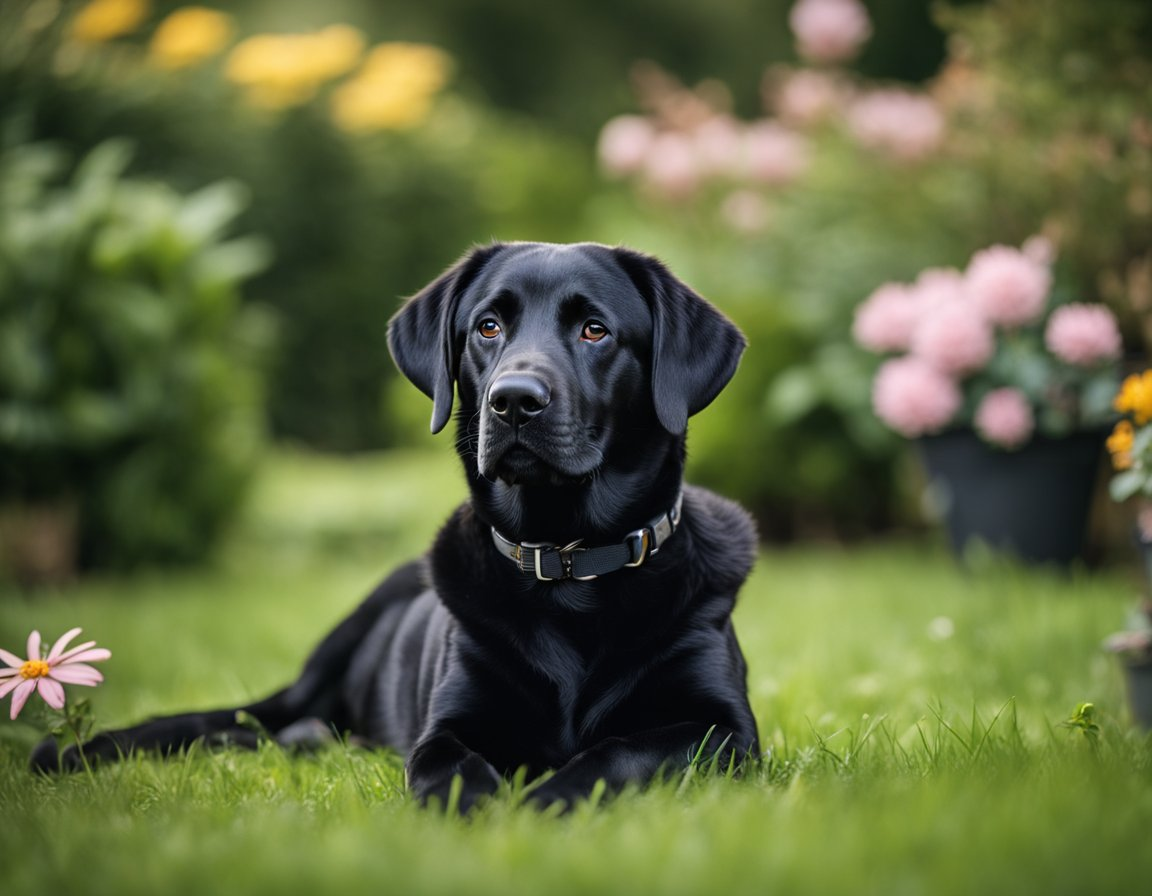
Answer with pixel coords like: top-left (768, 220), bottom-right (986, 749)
top-left (388, 244), bottom-right (505, 433)
top-left (613, 247), bottom-right (747, 435)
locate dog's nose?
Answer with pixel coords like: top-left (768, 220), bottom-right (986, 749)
top-left (488, 373), bottom-right (551, 425)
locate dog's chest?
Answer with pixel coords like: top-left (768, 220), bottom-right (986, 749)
top-left (522, 615), bottom-right (648, 757)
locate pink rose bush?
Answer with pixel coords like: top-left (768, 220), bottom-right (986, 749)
top-left (594, 3), bottom-right (942, 216)
top-left (855, 239), bottom-right (1121, 448)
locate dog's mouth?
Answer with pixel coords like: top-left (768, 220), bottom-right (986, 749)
top-left (479, 429), bottom-right (602, 486)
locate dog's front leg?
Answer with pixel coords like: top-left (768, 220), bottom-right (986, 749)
top-left (526, 722), bottom-right (750, 812)
top-left (405, 730), bottom-right (502, 813)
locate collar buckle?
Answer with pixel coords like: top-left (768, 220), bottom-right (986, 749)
top-left (492, 492), bottom-right (683, 582)
top-left (623, 528), bottom-right (652, 567)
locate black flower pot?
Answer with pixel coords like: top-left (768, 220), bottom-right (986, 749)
top-left (919, 429), bottom-right (1104, 568)
top-left (1121, 659), bottom-right (1152, 730)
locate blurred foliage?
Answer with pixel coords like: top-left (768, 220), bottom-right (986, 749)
top-left (591, 0), bottom-right (1152, 535)
top-left (1, 0), bottom-right (599, 450)
top-left (7, 0), bottom-right (1146, 548)
top-left (0, 139), bottom-right (270, 569)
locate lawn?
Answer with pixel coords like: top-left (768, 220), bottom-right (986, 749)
top-left (2, 447), bottom-right (1150, 895)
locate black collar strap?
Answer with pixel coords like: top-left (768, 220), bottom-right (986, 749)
top-left (490, 493), bottom-right (683, 582)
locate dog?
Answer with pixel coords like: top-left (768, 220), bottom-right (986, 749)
top-left (32, 242), bottom-right (760, 812)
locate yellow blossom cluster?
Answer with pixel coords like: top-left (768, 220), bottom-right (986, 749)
top-left (330, 42), bottom-right (452, 133)
top-left (70, 0), bottom-right (150, 44)
top-left (59, 3), bottom-right (452, 132)
top-left (225, 25), bottom-right (366, 109)
top-left (148, 7), bottom-right (233, 70)
top-left (1115, 370), bottom-right (1152, 426)
top-left (1108, 370), bottom-right (1152, 471)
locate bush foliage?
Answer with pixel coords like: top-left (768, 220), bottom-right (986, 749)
top-left (0, 140), bottom-right (270, 568)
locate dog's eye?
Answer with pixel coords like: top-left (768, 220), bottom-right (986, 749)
top-left (581, 320), bottom-right (608, 343)
top-left (478, 319), bottom-right (502, 339)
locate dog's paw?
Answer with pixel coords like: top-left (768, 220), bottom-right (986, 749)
top-left (410, 753), bottom-right (501, 814)
top-left (29, 738), bottom-right (89, 774)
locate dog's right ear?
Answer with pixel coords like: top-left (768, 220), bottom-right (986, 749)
top-left (388, 244), bottom-right (504, 433)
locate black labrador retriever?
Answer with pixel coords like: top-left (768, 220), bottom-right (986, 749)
top-left (33, 241), bottom-right (760, 811)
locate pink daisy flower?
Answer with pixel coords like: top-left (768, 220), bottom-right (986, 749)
top-left (1044, 303), bottom-right (1123, 367)
top-left (974, 387), bottom-right (1035, 449)
top-left (0, 628), bottom-right (110, 720)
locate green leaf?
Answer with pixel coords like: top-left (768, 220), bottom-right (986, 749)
top-left (175, 181), bottom-right (250, 245)
top-left (1110, 469), bottom-right (1145, 502)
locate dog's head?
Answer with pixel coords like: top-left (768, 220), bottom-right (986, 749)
top-left (388, 242), bottom-right (744, 495)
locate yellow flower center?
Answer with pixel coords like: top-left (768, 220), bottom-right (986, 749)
top-left (20, 659), bottom-right (50, 680)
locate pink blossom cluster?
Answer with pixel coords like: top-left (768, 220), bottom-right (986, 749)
top-left (771, 69), bottom-right (847, 127)
top-left (597, 112), bottom-right (811, 206)
top-left (845, 88), bottom-right (945, 161)
top-left (854, 240), bottom-right (1122, 448)
top-left (788, 0), bottom-right (872, 64)
top-left (1044, 303), bottom-right (1123, 366)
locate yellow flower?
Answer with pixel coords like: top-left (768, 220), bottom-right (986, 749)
top-left (225, 25), bottom-right (364, 110)
top-left (330, 42), bottom-right (452, 133)
top-left (148, 7), bottom-right (233, 70)
top-left (70, 0), bottom-right (150, 44)
top-left (1107, 419), bottom-right (1134, 470)
top-left (1114, 370), bottom-right (1152, 425)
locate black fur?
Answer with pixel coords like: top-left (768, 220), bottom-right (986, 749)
top-left (32, 242), bottom-right (760, 812)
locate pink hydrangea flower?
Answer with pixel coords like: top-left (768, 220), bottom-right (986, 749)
top-left (740, 121), bottom-right (810, 185)
top-left (872, 356), bottom-right (961, 437)
top-left (691, 116), bottom-right (744, 176)
top-left (964, 244), bottom-right (1052, 327)
top-left (846, 89), bottom-right (945, 160)
top-left (853, 282), bottom-right (921, 353)
top-left (974, 388), bottom-right (1035, 449)
top-left (789, 0), bottom-right (872, 64)
top-left (597, 115), bottom-right (657, 177)
top-left (641, 132), bottom-right (701, 198)
top-left (720, 190), bottom-right (771, 233)
top-left (912, 301), bottom-right (995, 376)
top-left (910, 267), bottom-right (966, 306)
top-left (0, 628), bottom-right (110, 720)
top-left (1044, 303), bottom-right (1123, 367)
top-left (772, 69), bottom-right (845, 126)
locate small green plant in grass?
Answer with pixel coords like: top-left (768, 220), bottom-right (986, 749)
top-left (1060, 702), bottom-right (1101, 746)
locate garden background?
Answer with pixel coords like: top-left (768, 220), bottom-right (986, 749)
top-left (2, 1), bottom-right (1151, 894)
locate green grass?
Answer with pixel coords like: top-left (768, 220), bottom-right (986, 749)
top-left (2, 447), bottom-right (1151, 895)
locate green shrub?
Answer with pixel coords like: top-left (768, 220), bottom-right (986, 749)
top-left (0, 140), bottom-right (271, 570)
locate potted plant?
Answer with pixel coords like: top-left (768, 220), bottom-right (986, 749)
top-left (1102, 369), bottom-right (1152, 728)
top-left (1107, 369), bottom-right (1152, 577)
top-left (853, 237), bottom-right (1122, 566)
top-left (1104, 601), bottom-right (1152, 730)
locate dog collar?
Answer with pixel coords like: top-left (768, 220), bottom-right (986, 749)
top-left (490, 493), bottom-right (683, 582)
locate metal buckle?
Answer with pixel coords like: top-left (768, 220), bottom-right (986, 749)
top-left (624, 528), bottom-right (652, 567)
top-left (521, 541), bottom-right (592, 582)
top-left (516, 542), bottom-right (555, 581)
